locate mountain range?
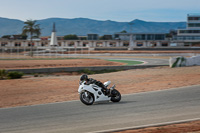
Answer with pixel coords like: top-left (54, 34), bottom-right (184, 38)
top-left (0, 17), bottom-right (186, 37)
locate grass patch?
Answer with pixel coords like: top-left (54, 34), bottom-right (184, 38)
top-left (107, 59), bottom-right (143, 66)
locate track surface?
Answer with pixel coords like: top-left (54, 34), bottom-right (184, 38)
top-left (0, 85), bottom-right (200, 133)
top-left (89, 56), bottom-right (169, 66)
top-left (107, 57), bottom-right (169, 65)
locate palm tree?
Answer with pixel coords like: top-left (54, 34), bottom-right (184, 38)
top-left (22, 20), bottom-right (41, 57)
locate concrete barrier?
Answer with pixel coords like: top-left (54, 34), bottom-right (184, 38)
top-left (186, 55), bottom-right (200, 66)
top-left (169, 56), bottom-right (186, 67)
top-left (169, 55), bottom-right (200, 67)
top-left (7, 65), bottom-right (167, 74)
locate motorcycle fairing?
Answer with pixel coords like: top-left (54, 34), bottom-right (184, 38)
top-left (78, 83), bottom-right (110, 102)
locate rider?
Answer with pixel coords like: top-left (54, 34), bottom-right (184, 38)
top-left (80, 74), bottom-right (110, 95)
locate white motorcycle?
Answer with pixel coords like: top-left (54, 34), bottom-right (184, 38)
top-left (78, 80), bottom-right (121, 105)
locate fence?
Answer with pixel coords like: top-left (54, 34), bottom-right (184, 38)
top-left (0, 47), bottom-right (91, 59)
top-left (1, 46), bottom-right (200, 59)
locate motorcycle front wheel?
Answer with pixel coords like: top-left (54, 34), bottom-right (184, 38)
top-left (80, 91), bottom-right (94, 105)
top-left (111, 89), bottom-right (121, 102)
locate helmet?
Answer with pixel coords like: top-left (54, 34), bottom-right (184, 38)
top-left (80, 74), bottom-right (88, 81)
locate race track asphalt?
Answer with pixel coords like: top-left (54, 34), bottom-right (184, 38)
top-left (0, 85), bottom-right (200, 133)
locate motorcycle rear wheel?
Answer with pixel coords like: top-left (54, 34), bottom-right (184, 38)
top-left (111, 89), bottom-right (121, 102)
top-left (80, 91), bottom-right (94, 105)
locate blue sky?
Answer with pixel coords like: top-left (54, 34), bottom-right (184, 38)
top-left (0, 0), bottom-right (199, 22)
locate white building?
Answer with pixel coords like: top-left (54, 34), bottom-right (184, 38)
top-left (114, 33), bottom-right (169, 47)
top-left (173, 14), bottom-right (200, 46)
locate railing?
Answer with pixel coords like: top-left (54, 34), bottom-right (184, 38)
top-left (0, 47), bottom-right (90, 59)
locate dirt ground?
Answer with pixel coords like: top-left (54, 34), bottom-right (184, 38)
top-left (113, 120), bottom-right (200, 133)
top-left (0, 59), bottom-right (200, 132)
top-left (1, 65), bottom-right (200, 108)
top-left (0, 59), bottom-right (124, 69)
top-left (87, 50), bottom-right (200, 54)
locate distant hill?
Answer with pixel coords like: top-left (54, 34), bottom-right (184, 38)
top-left (0, 17), bottom-right (24, 37)
top-left (0, 17), bottom-right (186, 37)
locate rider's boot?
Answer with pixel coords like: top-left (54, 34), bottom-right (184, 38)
top-left (106, 89), bottom-right (110, 96)
top-left (105, 88), bottom-right (112, 96)
top-left (102, 88), bottom-right (110, 96)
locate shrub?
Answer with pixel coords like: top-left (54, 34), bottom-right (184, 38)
top-left (78, 69), bottom-right (95, 75)
top-left (7, 71), bottom-right (24, 79)
top-left (78, 69), bottom-right (121, 75)
top-left (34, 73), bottom-right (39, 77)
top-left (0, 69), bottom-right (7, 80)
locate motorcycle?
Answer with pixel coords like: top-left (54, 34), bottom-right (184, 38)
top-left (78, 80), bottom-right (121, 105)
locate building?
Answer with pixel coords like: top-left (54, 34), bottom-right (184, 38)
top-left (172, 14), bottom-right (200, 46)
top-left (100, 35), bottom-right (113, 40)
top-left (114, 33), bottom-right (168, 47)
top-left (1, 14), bottom-right (200, 49)
top-left (87, 34), bottom-right (99, 40)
